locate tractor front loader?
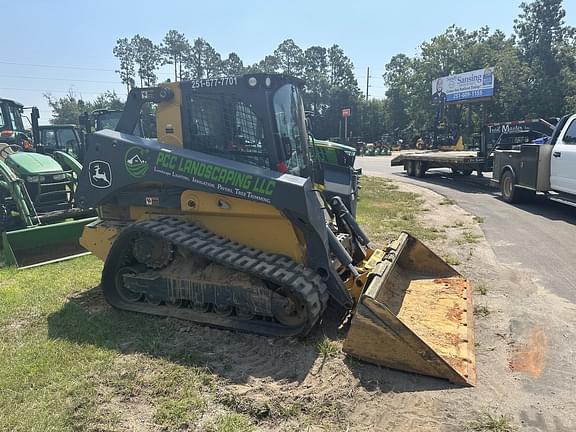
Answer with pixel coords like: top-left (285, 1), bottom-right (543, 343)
top-left (0, 99), bottom-right (96, 268)
top-left (76, 74), bottom-right (475, 385)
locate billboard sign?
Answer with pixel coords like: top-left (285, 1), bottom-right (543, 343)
top-left (432, 68), bottom-right (494, 105)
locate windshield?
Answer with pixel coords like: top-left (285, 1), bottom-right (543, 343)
top-left (0, 102), bottom-right (24, 131)
top-left (9, 104), bottom-right (24, 132)
top-left (273, 84), bottom-right (308, 176)
top-left (95, 112), bottom-right (123, 131)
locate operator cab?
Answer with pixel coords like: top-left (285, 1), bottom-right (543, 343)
top-left (80, 109), bottom-right (146, 138)
top-left (0, 99), bottom-right (31, 151)
top-left (178, 74), bottom-right (311, 177)
top-left (37, 125), bottom-right (84, 160)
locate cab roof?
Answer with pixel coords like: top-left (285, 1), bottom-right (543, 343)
top-left (0, 98), bottom-right (24, 108)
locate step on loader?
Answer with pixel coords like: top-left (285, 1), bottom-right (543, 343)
top-left (76, 74), bottom-right (475, 385)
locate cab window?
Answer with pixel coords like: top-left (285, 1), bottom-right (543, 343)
top-left (57, 129), bottom-right (79, 155)
top-left (8, 105), bottom-right (24, 131)
top-left (273, 84), bottom-right (307, 176)
top-left (42, 130), bottom-right (57, 147)
top-left (564, 120), bottom-right (576, 144)
top-left (186, 93), bottom-right (268, 168)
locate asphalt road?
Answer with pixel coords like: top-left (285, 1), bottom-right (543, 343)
top-left (356, 155), bottom-right (576, 304)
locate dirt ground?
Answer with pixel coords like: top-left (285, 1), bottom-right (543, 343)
top-left (50, 181), bottom-right (576, 431)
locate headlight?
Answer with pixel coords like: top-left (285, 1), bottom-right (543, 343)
top-left (27, 176), bottom-right (40, 182)
top-left (52, 173), bottom-right (66, 181)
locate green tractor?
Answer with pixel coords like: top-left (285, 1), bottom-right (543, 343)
top-left (364, 143), bottom-right (377, 156)
top-left (35, 124), bottom-right (85, 162)
top-left (79, 108), bottom-right (152, 138)
top-left (0, 99), bottom-right (96, 268)
top-left (309, 138), bottom-right (361, 216)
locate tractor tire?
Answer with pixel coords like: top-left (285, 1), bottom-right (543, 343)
top-left (406, 161), bottom-right (416, 177)
top-left (0, 204), bottom-right (7, 232)
top-left (414, 161), bottom-right (427, 178)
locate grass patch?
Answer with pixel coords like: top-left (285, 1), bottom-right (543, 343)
top-left (475, 283), bottom-right (488, 295)
top-left (466, 412), bottom-right (516, 431)
top-left (208, 413), bottom-right (255, 432)
top-left (317, 336), bottom-right (339, 358)
top-left (153, 396), bottom-right (205, 429)
top-left (357, 176), bottom-right (440, 244)
top-left (459, 231), bottom-right (482, 244)
top-left (474, 305), bottom-right (491, 317)
top-left (442, 254), bottom-right (461, 266)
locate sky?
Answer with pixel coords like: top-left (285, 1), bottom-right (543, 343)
top-left (4, 0), bottom-right (575, 124)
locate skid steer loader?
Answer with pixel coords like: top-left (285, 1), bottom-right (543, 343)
top-left (76, 74), bottom-right (476, 385)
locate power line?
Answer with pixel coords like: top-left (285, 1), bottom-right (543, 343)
top-left (0, 60), bottom-right (172, 76)
top-left (0, 74), bottom-right (123, 84)
top-left (0, 87), bottom-right (128, 96)
top-left (0, 60), bottom-right (116, 72)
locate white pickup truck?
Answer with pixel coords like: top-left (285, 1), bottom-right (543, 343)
top-left (493, 113), bottom-right (576, 204)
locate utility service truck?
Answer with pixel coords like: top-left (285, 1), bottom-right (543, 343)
top-left (493, 114), bottom-right (576, 205)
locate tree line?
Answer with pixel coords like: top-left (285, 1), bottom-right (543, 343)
top-left (112, 34), bottom-right (362, 140)
top-left (48, 0), bottom-right (575, 145)
top-left (383, 0), bottom-right (576, 143)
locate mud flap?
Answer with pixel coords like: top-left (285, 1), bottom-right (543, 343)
top-left (1, 217), bottom-right (97, 269)
top-left (343, 232), bottom-right (476, 386)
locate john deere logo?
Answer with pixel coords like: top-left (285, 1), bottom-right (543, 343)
top-left (125, 147), bottom-right (149, 178)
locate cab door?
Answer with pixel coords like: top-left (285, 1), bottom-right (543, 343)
top-left (550, 115), bottom-right (576, 194)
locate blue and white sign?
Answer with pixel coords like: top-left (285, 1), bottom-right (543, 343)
top-left (431, 68), bottom-right (495, 104)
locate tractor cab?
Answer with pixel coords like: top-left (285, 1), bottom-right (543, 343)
top-left (36, 124), bottom-right (84, 161)
top-left (0, 99), bottom-right (32, 150)
top-left (79, 109), bottom-right (145, 137)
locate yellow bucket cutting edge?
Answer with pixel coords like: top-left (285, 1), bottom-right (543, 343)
top-left (343, 232), bottom-right (476, 386)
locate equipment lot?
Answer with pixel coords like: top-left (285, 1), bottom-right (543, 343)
top-left (3, 175), bottom-right (575, 431)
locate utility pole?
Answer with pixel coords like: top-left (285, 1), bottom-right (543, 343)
top-left (366, 66), bottom-right (370, 101)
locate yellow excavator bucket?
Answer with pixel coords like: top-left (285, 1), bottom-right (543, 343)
top-left (343, 233), bottom-right (476, 386)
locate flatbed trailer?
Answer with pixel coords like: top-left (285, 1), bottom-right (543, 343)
top-left (390, 119), bottom-right (558, 179)
top-left (391, 151), bottom-right (490, 178)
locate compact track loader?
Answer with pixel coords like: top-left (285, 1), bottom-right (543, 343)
top-left (77, 74), bottom-right (475, 385)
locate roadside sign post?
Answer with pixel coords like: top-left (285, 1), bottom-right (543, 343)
top-left (342, 108), bottom-right (351, 142)
top-left (431, 68), bottom-right (495, 151)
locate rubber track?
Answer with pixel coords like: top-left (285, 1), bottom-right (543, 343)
top-left (103, 216), bottom-right (329, 337)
